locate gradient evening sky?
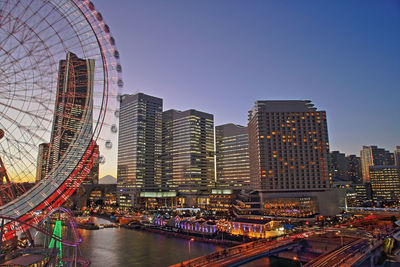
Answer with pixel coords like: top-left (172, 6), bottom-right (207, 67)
top-left (96, 0), bottom-right (399, 158)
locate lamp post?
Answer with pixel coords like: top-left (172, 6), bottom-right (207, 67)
top-left (188, 237), bottom-right (195, 261)
top-left (293, 256), bottom-right (302, 267)
top-left (336, 231), bottom-right (343, 246)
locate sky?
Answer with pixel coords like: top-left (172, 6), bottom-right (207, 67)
top-left (94, 0), bottom-right (399, 171)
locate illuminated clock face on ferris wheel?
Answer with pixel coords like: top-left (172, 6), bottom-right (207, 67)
top-left (0, 0), bottom-right (122, 218)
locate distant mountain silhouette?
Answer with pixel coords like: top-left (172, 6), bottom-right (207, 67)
top-left (99, 175), bottom-right (116, 184)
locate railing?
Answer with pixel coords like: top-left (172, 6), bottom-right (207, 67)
top-left (0, 207), bottom-right (90, 266)
top-left (304, 239), bottom-right (365, 267)
top-left (343, 207), bottom-right (400, 212)
top-left (170, 234), bottom-right (306, 267)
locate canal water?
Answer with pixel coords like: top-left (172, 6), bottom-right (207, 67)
top-left (78, 217), bottom-right (298, 267)
top-left (78, 217), bottom-right (222, 267)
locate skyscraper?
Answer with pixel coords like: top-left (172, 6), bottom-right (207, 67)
top-left (35, 143), bottom-right (50, 182)
top-left (117, 93), bottom-right (163, 207)
top-left (329, 152), bottom-right (362, 183)
top-left (47, 52), bottom-right (94, 178)
top-left (215, 123), bottom-right (250, 189)
top-left (81, 143), bottom-right (99, 185)
top-left (346, 154), bottom-right (362, 183)
top-left (248, 100), bottom-right (330, 191)
top-left (369, 165), bottom-right (400, 203)
top-left (360, 146), bottom-right (394, 183)
top-left (394, 146), bottom-right (400, 169)
top-left (329, 151), bottom-right (348, 181)
top-left (162, 109), bottom-right (215, 197)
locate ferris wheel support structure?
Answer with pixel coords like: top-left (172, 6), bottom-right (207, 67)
top-left (0, 0), bottom-right (122, 242)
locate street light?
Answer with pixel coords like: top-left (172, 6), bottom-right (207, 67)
top-left (293, 256), bottom-right (302, 267)
top-left (188, 237), bottom-right (195, 261)
top-left (336, 231), bottom-right (343, 246)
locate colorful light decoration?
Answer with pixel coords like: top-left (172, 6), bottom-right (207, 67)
top-left (48, 220), bottom-right (63, 263)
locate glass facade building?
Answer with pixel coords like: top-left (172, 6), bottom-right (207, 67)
top-left (360, 146), bottom-right (394, 183)
top-left (215, 123), bottom-right (250, 189)
top-left (369, 165), bottom-right (400, 203)
top-left (82, 143), bottom-right (99, 185)
top-left (47, 52), bottom-right (94, 175)
top-left (329, 151), bottom-right (348, 181)
top-left (394, 146), bottom-right (400, 169)
top-left (346, 154), bottom-right (362, 183)
top-left (35, 143), bottom-right (50, 182)
top-left (248, 100), bottom-right (330, 191)
top-left (117, 93), bottom-right (163, 207)
top-left (162, 109), bottom-right (215, 194)
top-left (329, 152), bottom-right (362, 183)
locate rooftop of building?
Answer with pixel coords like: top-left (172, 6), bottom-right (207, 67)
top-left (232, 218), bottom-right (272, 225)
top-left (120, 93), bottom-right (163, 106)
top-left (369, 165), bottom-right (398, 170)
top-left (248, 100), bottom-right (323, 120)
top-left (216, 123), bottom-right (247, 136)
top-left (163, 108), bottom-right (213, 120)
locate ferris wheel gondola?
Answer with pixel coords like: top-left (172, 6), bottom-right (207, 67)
top-left (0, 0), bottom-right (122, 241)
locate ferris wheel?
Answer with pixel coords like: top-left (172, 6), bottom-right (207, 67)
top-left (0, 0), bottom-right (122, 238)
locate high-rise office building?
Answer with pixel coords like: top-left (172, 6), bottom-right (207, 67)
top-left (394, 146), bottom-right (400, 169)
top-left (329, 151), bottom-right (348, 181)
top-left (346, 154), bottom-right (362, 183)
top-left (47, 52), bottom-right (94, 174)
top-left (215, 123), bottom-right (250, 189)
top-left (162, 109), bottom-right (215, 195)
top-left (117, 93), bottom-right (163, 207)
top-left (35, 143), bottom-right (50, 182)
top-left (329, 152), bottom-right (362, 183)
top-left (369, 165), bottom-right (400, 203)
top-left (82, 143), bottom-right (99, 185)
top-left (360, 146), bottom-right (394, 183)
top-left (248, 100), bottom-right (330, 191)
top-left (350, 183), bottom-right (372, 206)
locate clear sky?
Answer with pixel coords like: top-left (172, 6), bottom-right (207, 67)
top-left (95, 0), bottom-right (399, 158)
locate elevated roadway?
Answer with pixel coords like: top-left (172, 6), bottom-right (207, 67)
top-left (170, 232), bottom-right (313, 267)
top-left (305, 238), bottom-right (383, 267)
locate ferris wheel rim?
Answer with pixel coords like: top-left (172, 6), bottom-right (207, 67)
top-left (0, 0), bottom-right (122, 224)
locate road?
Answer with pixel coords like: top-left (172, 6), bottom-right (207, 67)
top-left (305, 239), bottom-right (369, 267)
top-left (170, 236), bottom-right (303, 267)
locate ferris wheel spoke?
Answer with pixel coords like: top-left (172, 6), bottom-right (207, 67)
top-left (0, 120), bottom-right (48, 152)
top-left (2, 129), bottom-right (41, 162)
top-left (0, 115), bottom-right (51, 139)
top-left (0, 94), bottom-right (53, 114)
top-left (25, 8), bottom-right (89, 54)
top-left (0, 0), bottom-right (19, 30)
top-left (0, 44), bottom-right (54, 71)
top-left (0, 0), bottom-right (122, 216)
top-left (0, 99), bottom-right (52, 123)
top-left (0, 142), bottom-right (33, 182)
top-left (0, 112), bottom-right (47, 143)
top-left (3, 138), bottom-right (37, 164)
top-left (9, 0), bottom-right (34, 33)
top-left (5, 135), bottom-right (45, 150)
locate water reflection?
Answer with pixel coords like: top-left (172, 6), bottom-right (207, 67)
top-left (78, 217), bottom-right (223, 267)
